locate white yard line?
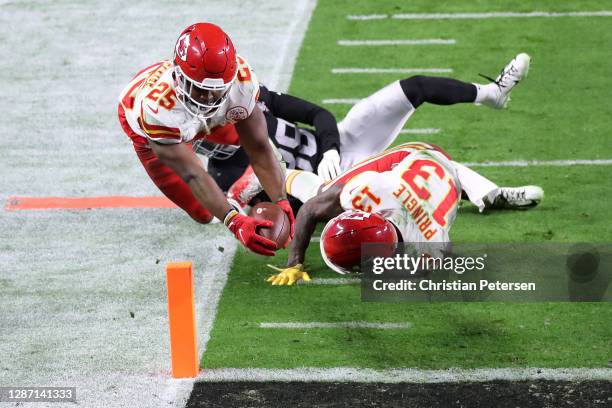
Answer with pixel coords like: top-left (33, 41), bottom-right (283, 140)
top-left (162, 1), bottom-right (318, 406)
top-left (400, 128), bottom-right (441, 135)
top-left (332, 68), bottom-right (453, 74)
top-left (392, 11), bottom-right (612, 20)
top-left (198, 367), bottom-right (612, 383)
top-left (347, 11), bottom-right (612, 20)
top-left (260, 322), bottom-right (411, 329)
top-left (462, 159), bottom-right (612, 167)
top-left (347, 14), bottom-right (389, 20)
top-left (298, 278), bottom-right (361, 285)
top-left (338, 39), bottom-right (456, 46)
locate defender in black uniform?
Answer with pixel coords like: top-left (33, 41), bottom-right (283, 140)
top-left (197, 84), bottom-right (340, 193)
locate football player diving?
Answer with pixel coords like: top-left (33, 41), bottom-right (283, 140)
top-left (266, 141), bottom-right (543, 285)
top-left (197, 53), bottom-right (540, 217)
top-left (118, 22), bottom-right (294, 257)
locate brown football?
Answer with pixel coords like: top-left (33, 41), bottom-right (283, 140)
top-left (248, 202), bottom-right (291, 248)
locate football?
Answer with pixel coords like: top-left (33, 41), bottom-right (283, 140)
top-left (248, 202), bottom-right (291, 248)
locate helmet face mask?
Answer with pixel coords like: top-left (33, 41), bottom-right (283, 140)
top-left (173, 65), bottom-right (236, 119)
top-left (172, 23), bottom-right (238, 120)
top-left (193, 139), bottom-right (240, 160)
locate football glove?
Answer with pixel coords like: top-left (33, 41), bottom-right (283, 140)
top-left (266, 264), bottom-right (311, 285)
top-left (317, 149), bottom-right (341, 182)
top-left (276, 198), bottom-right (295, 243)
top-left (225, 211), bottom-right (278, 256)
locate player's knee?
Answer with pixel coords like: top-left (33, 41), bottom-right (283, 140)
top-left (399, 76), bottom-right (427, 108)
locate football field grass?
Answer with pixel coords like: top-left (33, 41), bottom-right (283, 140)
top-left (201, 0), bottom-right (611, 372)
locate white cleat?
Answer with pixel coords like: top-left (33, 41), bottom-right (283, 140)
top-left (485, 185), bottom-right (543, 210)
top-left (481, 53), bottom-right (531, 109)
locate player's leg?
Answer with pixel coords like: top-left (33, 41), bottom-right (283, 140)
top-left (337, 53), bottom-right (531, 170)
top-left (452, 161), bottom-right (499, 212)
top-left (134, 144), bottom-right (213, 223)
top-left (452, 161), bottom-right (543, 211)
top-left (285, 169), bottom-right (324, 203)
top-left (338, 80), bottom-right (413, 171)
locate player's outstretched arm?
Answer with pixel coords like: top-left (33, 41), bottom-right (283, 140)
top-left (150, 141), bottom-right (278, 256)
top-left (266, 185), bottom-right (344, 285)
top-left (287, 185), bottom-right (344, 266)
top-left (150, 141), bottom-right (233, 219)
top-left (237, 105), bottom-right (285, 203)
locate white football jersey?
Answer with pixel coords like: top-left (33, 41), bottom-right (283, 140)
top-left (118, 55), bottom-right (258, 145)
top-left (338, 149), bottom-right (461, 244)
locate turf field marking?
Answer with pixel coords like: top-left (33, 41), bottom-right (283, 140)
top-left (347, 14), bottom-right (388, 20)
top-left (266, 0), bottom-right (316, 91)
top-left (347, 11), bottom-right (612, 20)
top-left (332, 68), bottom-right (453, 74)
top-left (4, 195), bottom-right (177, 210)
top-left (299, 278), bottom-right (361, 285)
top-left (198, 367), bottom-right (612, 383)
top-left (400, 128), bottom-right (441, 134)
top-left (462, 159), bottom-right (612, 167)
top-left (338, 39), bottom-right (456, 46)
top-left (392, 11), bottom-right (612, 20)
top-left (259, 322), bottom-right (411, 329)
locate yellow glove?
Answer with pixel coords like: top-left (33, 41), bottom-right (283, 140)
top-left (266, 264), bottom-right (311, 286)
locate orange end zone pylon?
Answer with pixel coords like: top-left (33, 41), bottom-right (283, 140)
top-left (166, 262), bottom-right (199, 378)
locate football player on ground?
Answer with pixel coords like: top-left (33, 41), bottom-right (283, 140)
top-left (199, 53), bottom-right (534, 213)
top-left (266, 142), bottom-right (543, 285)
top-left (118, 22), bottom-right (294, 256)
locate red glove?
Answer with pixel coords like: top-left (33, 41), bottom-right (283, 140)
top-left (226, 212), bottom-right (278, 256)
top-left (276, 199), bottom-right (295, 242)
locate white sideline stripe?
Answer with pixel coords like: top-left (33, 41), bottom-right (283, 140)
top-left (162, 2), bottom-right (318, 407)
top-left (310, 236), bottom-right (320, 242)
top-left (198, 367), bottom-right (612, 383)
top-left (267, 0), bottom-right (316, 92)
top-left (338, 39), bottom-right (456, 46)
top-left (347, 14), bottom-right (388, 20)
top-left (392, 11), bottom-right (612, 20)
top-left (400, 128), bottom-right (441, 135)
top-left (333, 68), bottom-right (453, 74)
top-left (260, 322), bottom-right (411, 329)
top-left (299, 278), bottom-right (361, 285)
top-left (322, 98), bottom-right (362, 104)
top-left (462, 159), bottom-right (612, 167)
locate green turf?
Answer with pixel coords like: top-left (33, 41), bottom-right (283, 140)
top-left (202, 0), bottom-right (612, 369)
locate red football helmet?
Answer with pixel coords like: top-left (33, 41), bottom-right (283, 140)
top-left (320, 210), bottom-right (398, 274)
top-left (173, 23), bottom-right (238, 118)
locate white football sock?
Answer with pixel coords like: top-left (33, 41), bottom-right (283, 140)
top-left (285, 169), bottom-right (324, 203)
top-left (473, 83), bottom-right (497, 105)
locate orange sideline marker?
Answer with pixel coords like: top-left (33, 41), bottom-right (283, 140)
top-left (166, 262), bottom-right (199, 378)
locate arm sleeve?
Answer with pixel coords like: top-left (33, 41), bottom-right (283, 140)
top-left (260, 85), bottom-right (340, 152)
